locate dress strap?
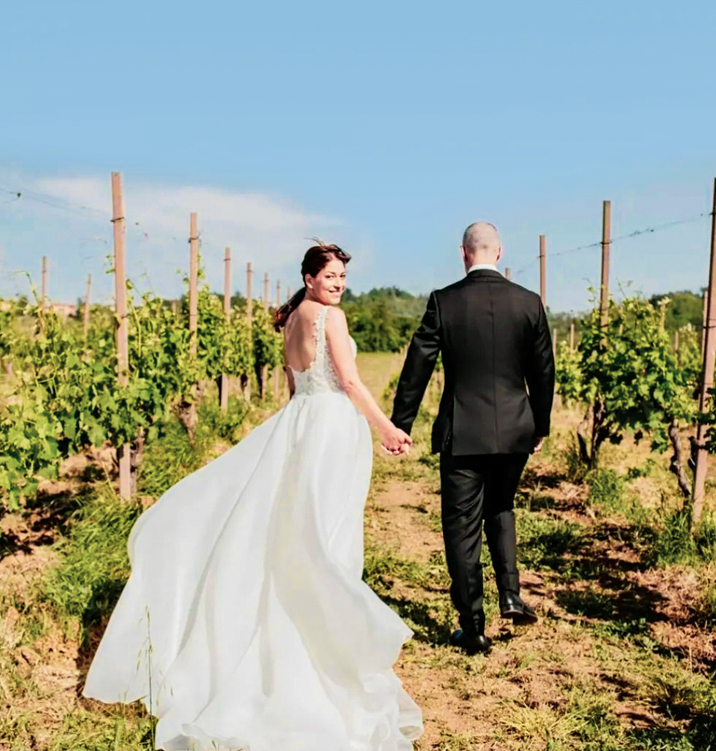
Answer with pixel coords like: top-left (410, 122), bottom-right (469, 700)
top-left (314, 306), bottom-right (329, 342)
top-left (312, 306), bottom-right (329, 362)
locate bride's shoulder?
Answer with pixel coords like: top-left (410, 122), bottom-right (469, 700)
top-left (296, 302), bottom-right (345, 324)
top-left (290, 303), bottom-right (347, 338)
top-left (325, 305), bottom-right (347, 327)
top-left (295, 300), bottom-right (323, 314)
top-left (326, 304), bottom-right (345, 319)
top-left (289, 300), bottom-right (320, 325)
top-left (324, 307), bottom-right (350, 345)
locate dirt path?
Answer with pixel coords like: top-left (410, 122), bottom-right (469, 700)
top-left (359, 353), bottom-right (716, 751)
top-left (0, 353), bottom-right (712, 750)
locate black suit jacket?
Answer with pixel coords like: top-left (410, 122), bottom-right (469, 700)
top-left (391, 269), bottom-right (555, 455)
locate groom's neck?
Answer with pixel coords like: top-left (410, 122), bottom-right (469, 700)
top-left (463, 252), bottom-right (500, 273)
top-left (465, 256), bottom-right (499, 274)
top-left (467, 262), bottom-right (499, 273)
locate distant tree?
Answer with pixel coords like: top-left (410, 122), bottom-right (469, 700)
top-left (650, 290), bottom-right (705, 333)
top-left (146, 284), bottom-right (709, 357)
top-left (346, 299), bottom-right (417, 353)
top-left (365, 286), bottom-right (415, 300)
top-left (230, 291), bottom-right (247, 308)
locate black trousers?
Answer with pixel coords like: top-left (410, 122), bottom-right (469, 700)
top-left (439, 452), bottom-right (529, 635)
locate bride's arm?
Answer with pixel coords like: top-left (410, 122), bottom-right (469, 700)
top-left (325, 307), bottom-right (411, 452)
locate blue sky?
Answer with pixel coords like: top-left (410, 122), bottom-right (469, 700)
top-left (1, 0), bottom-right (715, 314)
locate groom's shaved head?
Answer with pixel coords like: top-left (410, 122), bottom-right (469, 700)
top-left (461, 222), bottom-right (502, 272)
top-left (462, 222), bottom-right (501, 257)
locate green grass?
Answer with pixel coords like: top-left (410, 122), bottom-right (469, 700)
top-left (588, 469), bottom-right (625, 510)
top-left (4, 355), bottom-right (716, 751)
top-left (46, 708), bottom-right (155, 751)
top-left (363, 540), bottom-right (451, 592)
top-left (497, 691), bottom-right (624, 751)
top-left (695, 571), bottom-right (716, 626)
top-left (624, 659), bottom-right (716, 750)
top-left (640, 509), bottom-right (716, 568)
top-left (41, 492), bottom-right (141, 641)
top-left (137, 398), bottom-right (248, 498)
top-left (515, 511), bottom-right (584, 570)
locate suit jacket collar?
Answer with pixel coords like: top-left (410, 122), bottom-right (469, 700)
top-left (466, 268), bottom-right (505, 281)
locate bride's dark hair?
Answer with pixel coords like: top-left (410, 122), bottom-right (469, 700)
top-left (273, 241), bottom-right (351, 331)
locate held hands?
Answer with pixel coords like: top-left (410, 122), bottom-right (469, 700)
top-left (380, 423), bottom-right (413, 457)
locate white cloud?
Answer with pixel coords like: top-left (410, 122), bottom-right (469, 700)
top-left (0, 169), bottom-right (372, 304)
top-left (35, 176), bottom-right (339, 270)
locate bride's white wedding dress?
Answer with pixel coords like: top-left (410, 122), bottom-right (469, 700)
top-left (83, 305), bottom-right (423, 751)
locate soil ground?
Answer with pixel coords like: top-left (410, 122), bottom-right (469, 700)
top-left (0, 352), bottom-right (714, 750)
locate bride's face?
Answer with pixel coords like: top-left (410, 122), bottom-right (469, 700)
top-left (306, 259), bottom-right (347, 306)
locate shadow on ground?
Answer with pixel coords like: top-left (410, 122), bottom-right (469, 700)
top-left (0, 486), bottom-right (88, 561)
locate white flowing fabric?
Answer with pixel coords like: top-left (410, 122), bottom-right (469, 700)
top-left (83, 306), bottom-right (423, 751)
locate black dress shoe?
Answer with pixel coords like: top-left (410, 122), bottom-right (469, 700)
top-left (449, 629), bottom-right (492, 655)
top-left (499, 593), bottom-right (539, 625)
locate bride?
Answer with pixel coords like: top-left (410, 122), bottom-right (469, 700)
top-left (82, 242), bottom-right (424, 751)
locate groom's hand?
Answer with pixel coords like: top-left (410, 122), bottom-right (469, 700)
top-left (532, 436), bottom-right (545, 454)
top-left (381, 425), bottom-right (413, 456)
top-left (393, 434), bottom-right (412, 456)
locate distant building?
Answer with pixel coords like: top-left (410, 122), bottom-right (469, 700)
top-left (49, 302), bottom-right (78, 317)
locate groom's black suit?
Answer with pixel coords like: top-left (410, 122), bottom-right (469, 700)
top-left (391, 269), bottom-right (555, 635)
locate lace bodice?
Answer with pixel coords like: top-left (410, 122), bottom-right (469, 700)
top-left (290, 306), bottom-right (357, 397)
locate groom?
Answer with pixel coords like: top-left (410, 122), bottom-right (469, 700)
top-left (389, 222), bottom-right (555, 654)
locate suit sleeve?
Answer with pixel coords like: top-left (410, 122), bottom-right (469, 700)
top-left (390, 291), bottom-right (441, 435)
top-left (525, 299), bottom-right (555, 437)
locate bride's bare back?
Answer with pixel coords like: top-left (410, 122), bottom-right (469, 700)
top-left (283, 300), bottom-right (327, 373)
top-left (276, 246), bottom-right (410, 454)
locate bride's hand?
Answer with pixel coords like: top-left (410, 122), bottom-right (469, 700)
top-left (380, 424), bottom-right (412, 456)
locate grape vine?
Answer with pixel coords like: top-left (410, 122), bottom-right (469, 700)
top-left (0, 279), bottom-right (284, 509)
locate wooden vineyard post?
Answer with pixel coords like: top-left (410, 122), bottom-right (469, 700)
top-left (702, 290), bottom-right (708, 355)
top-left (178, 213), bottom-right (201, 442)
top-left (260, 272), bottom-right (270, 398)
top-left (220, 247), bottom-right (232, 411)
top-left (505, 267), bottom-right (511, 281)
top-left (273, 280), bottom-right (281, 402)
top-left (189, 213), bottom-right (199, 356)
top-left (111, 172), bottom-right (131, 500)
top-left (674, 330), bottom-right (680, 353)
top-left (539, 236), bottom-right (547, 307)
top-left (552, 328), bottom-right (560, 404)
top-left (569, 320), bottom-right (576, 351)
top-left (600, 200), bottom-right (611, 329)
top-left (692, 179), bottom-right (716, 525)
top-left (83, 273), bottom-right (92, 340)
top-left (172, 299), bottom-right (178, 317)
top-left (41, 255), bottom-right (47, 311)
top-left (286, 287), bottom-right (292, 302)
top-left (247, 263), bottom-right (254, 325)
top-left (245, 262), bottom-right (253, 401)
